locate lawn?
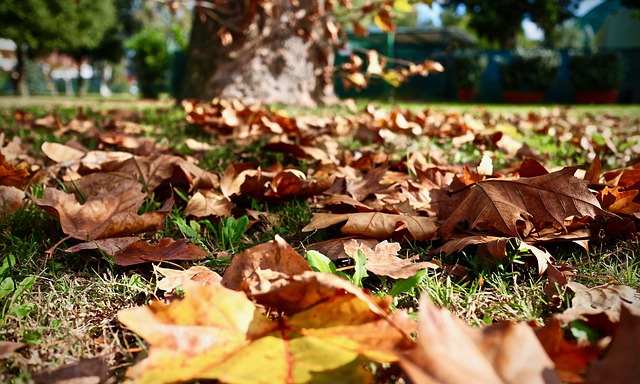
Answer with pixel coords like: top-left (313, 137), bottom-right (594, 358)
top-left (1, 96), bottom-right (639, 383)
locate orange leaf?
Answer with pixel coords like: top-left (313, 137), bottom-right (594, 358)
top-left (119, 277), bottom-right (414, 383)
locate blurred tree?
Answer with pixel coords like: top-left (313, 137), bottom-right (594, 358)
top-left (441, 0), bottom-right (582, 49)
top-left (0, 0), bottom-right (116, 96)
top-left (181, 0), bottom-right (439, 106)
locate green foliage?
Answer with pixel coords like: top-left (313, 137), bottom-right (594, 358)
top-left (453, 51), bottom-right (487, 89)
top-left (127, 28), bottom-right (169, 99)
top-left (569, 52), bottom-right (624, 91)
top-left (500, 50), bottom-right (560, 91)
top-left (442, 0), bottom-right (581, 49)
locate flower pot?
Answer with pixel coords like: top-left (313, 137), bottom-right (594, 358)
top-left (503, 91), bottom-right (544, 104)
top-left (457, 88), bottom-right (476, 102)
top-left (574, 90), bottom-right (619, 104)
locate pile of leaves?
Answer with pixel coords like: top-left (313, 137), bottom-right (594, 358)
top-left (1, 100), bottom-right (639, 383)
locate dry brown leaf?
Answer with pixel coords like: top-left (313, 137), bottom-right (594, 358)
top-left (65, 237), bottom-right (140, 257)
top-left (302, 212), bottom-right (438, 241)
top-left (265, 170), bottom-right (334, 198)
top-left (41, 142), bottom-right (85, 163)
top-left (399, 296), bottom-right (560, 384)
top-left (32, 358), bottom-right (109, 384)
top-left (185, 190), bottom-right (232, 218)
top-left (30, 180), bottom-right (172, 241)
top-left (585, 304), bottom-right (640, 384)
top-left (0, 341), bottom-right (26, 358)
top-left (534, 319), bottom-right (600, 383)
top-left (343, 239), bottom-right (438, 279)
top-left (440, 167), bottom-right (608, 239)
top-left (306, 237), bottom-right (379, 260)
top-left (113, 238), bottom-right (208, 266)
top-left (0, 153), bottom-right (30, 189)
top-left (221, 235), bottom-right (312, 292)
top-left (0, 185), bottom-right (26, 213)
top-left (597, 186), bottom-right (640, 215)
top-left (154, 265), bottom-right (222, 292)
top-left (556, 284), bottom-right (640, 335)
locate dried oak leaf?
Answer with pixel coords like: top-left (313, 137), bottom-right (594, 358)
top-left (118, 279), bottom-right (414, 384)
top-left (221, 235), bottom-right (312, 292)
top-left (30, 180), bottom-right (172, 241)
top-left (399, 296), bottom-right (560, 384)
top-left (439, 167), bottom-right (608, 239)
top-left (585, 304), bottom-right (640, 384)
top-left (343, 239), bottom-right (438, 279)
top-left (154, 265), bottom-right (221, 292)
top-left (302, 212), bottom-right (438, 241)
top-left (112, 238), bottom-right (208, 266)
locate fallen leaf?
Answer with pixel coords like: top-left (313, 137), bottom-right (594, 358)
top-left (185, 190), bottom-right (232, 218)
top-left (32, 358), bottom-right (109, 384)
top-left (30, 180), bottom-right (172, 241)
top-left (119, 279), bottom-right (413, 383)
top-left (154, 265), bottom-right (222, 292)
top-left (0, 185), bottom-right (26, 213)
top-left (556, 284), bottom-right (640, 335)
top-left (302, 212), bottom-right (438, 241)
top-left (221, 235), bottom-right (312, 292)
top-left (306, 237), bottom-right (379, 260)
top-left (585, 304), bottom-right (640, 384)
top-left (65, 237), bottom-right (140, 257)
top-left (0, 341), bottom-right (26, 358)
top-left (439, 167), bottom-right (608, 239)
top-left (534, 319), bottom-right (600, 383)
top-left (41, 142), bottom-right (85, 163)
top-left (113, 238), bottom-right (208, 266)
top-left (0, 153), bottom-right (30, 189)
top-left (399, 296), bottom-right (560, 384)
top-left (343, 239), bottom-right (438, 279)
top-left (597, 186), bottom-right (640, 215)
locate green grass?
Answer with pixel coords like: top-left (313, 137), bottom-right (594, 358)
top-left (1, 99), bottom-right (639, 381)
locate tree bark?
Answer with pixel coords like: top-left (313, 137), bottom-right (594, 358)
top-left (181, 0), bottom-right (337, 107)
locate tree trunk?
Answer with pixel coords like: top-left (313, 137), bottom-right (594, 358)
top-left (181, 0), bottom-right (337, 107)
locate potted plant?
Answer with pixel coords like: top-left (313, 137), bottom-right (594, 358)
top-left (569, 52), bottom-right (623, 104)
top-left (453, 51), bottom-right (487, 102)
top-left (500, 50), bottom-right (560, 103)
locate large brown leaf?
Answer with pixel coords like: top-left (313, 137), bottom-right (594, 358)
top-left (302, 212), bottom-right (437, 241)
top-left (30, 180), bottom-right (172, 241)
top-left (221, 235), bottom-right (312, 292)
top-left (112, 238), bottom-right (208, 266)
top-left (439, 167), bottom-right (607, 239)
top-left (585, 304), bottom-right (640, 384)
top-left (399, 296), bottom-right (560, 384)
